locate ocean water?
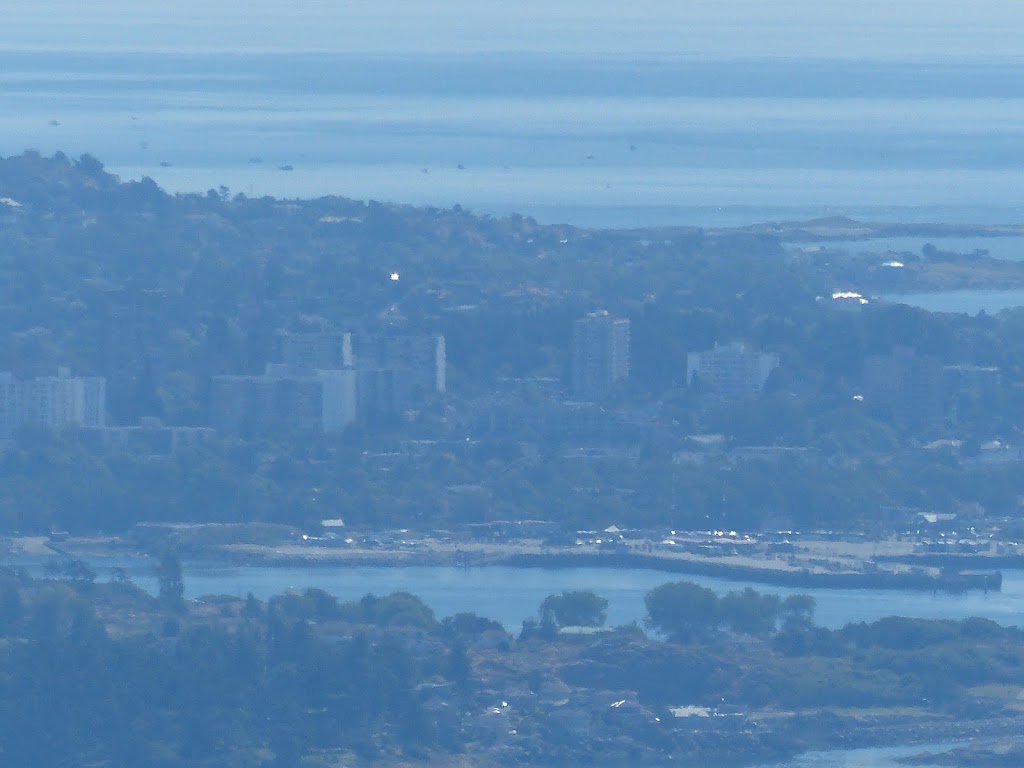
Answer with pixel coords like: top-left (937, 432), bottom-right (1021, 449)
top-left (882, 288), bottom-right (1024, 314)
top-left (2, 1), bottom-right (1024, 227)
top-left (4, 13), bottom-right (1022, 763)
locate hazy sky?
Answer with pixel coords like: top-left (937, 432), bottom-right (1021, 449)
top-left (4, 0), bottom-right (1024, 58)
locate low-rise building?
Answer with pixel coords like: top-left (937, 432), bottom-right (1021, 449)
top-left (82, 417), bottom-right (217, 455)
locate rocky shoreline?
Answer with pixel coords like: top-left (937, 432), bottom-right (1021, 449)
top-left (361, 710), bottom-right (1024, 768)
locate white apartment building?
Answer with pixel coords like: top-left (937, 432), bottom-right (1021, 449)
top-left (0, 367), bottom-right (106, 437)
top-left (571, 311), bottom-right (630, 401)
top-left (211, 364), bottom-right (357, 435)
top-left (687, 342), bottom-right (779, 399)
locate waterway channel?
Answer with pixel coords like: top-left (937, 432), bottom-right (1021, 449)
top-left (755, 742), bottom-right (958, 768)
top-left (9, 555), bottom-right (1024, 631)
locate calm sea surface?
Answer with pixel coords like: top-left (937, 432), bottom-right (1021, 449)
top-left (3, 4), bottom-right (1024, 228)
top-left (2, 1), bottom-right (1024, 229)
top-left (3, 53), bottom-right (1024, 229)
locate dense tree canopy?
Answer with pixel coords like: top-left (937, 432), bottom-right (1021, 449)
top-left (644, 580), bottom-right (817, 641)
top-left (540, 589), bottom-right (609, 628)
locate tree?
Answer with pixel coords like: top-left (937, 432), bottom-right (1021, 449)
top-left (719, 587), bottom-right (782, 637)
top-left (539, 590), bottom-right (609, 628)
top-left (155, 547), bottom-right (185, 612)
top-left (75, 153), bottom-right (105, 177)
top-left (644, 581), bottom-right (719, 642)
top-left (446, 639), bottom-right (474, 697)
top-left (242, 592), bottom-right (263, 620)
top-left (269, 587), bottom-right (340, 621)
top-left (359, 592), bottom-right (436, 629)
top-left (441, 612), bottom-right (505, 638)
top-left (780, 594), bottom-right (816, 631)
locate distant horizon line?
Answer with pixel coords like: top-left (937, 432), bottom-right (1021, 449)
top-left (2, 45), bottom-right (1024, 65)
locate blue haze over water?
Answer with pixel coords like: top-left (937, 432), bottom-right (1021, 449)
top-left (3, 1), bottom-right (1024, 609)
top-left (2, 4), bottom-right (1024, 595)
top-left (5, 52), bottom-right (1024, 230)
top-left (3, 1), bottom-right (1024, 230)
top-left (4, 7), bottom-right (1024, 761)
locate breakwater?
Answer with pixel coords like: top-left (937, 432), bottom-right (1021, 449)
top-left (495, 552), bottom-right (1002, 593)
top-left (189, 546), bottom-right (1002, 593)
top-left (34, 534), bottom-right (1004, 595)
